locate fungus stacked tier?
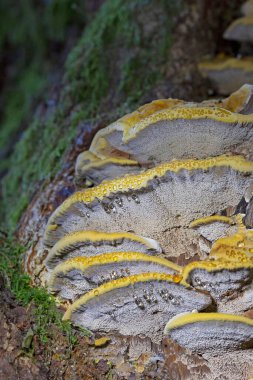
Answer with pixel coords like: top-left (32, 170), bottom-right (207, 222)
top-left (199, 0), bottom-right (253, 96)
top-left (43, 85), bottom-right (253, 350)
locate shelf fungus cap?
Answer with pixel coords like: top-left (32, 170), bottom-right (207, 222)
top-left (45, 230), bottom-right (162, 270)
top-left (89, 105), bottom-right (253, 167)
top-left (224, 16), bottom-right (253, 43)
top-left (198, 57), bottom-right (253, 95)
top-left (89, 98), bottom-right (185, 160)
top-left (164, 312), bottom-right (253, 352)
top-left (49, 252), bottom-right (181, 301)
top-left (181, 259), bottom-right (253, 301)
top-left (189, 216), bottom-right (236, 252)
top-left (62, 273), bottom-right (211, 342)
top-left (75, 151), bottom-right (141, 186)
top-left (44, 155), bottom-right (253, 248)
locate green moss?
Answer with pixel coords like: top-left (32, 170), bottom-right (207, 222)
top-left (0, 235), bottom-right (91, 347)
top-left (1, 0), bottom-right (184, 231)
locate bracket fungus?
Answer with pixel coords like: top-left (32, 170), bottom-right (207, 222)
top-left (40, 82), bottom-right (253, 363)
top-left (75, 151), bottom-right (142, 187)
top-left (62, 273), bottom-right (211, 342)
top-left (198, 58), bottom-right (253, 95)
top-left (164, 312), bottom-right (253, 352)
top-left (44, 155), bottom-right (253, 250)
top-left (49, 252), bottom-right (181, 301)
top-left (45, 230), bottom-right (161, 270)
top-left (75, 104), bottom-right (253, 184)
top-left (181, 259), bottom-right (253, 301)
top-left (224, 16), bottom-right (253, 43)
top-left (189, 215), bottom-right (238, 254)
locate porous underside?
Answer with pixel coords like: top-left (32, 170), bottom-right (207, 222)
top-left (45, 166), bottom-right (253, 253)
top-left (91, 117), bottom-right (253, 166)
top-left (167, 320), bottom-right (253, 352)
top-left (187, 267), bottom-right (253, 301)
top-left (51, 260), bottom-right (177, 301)
top-left (200, 66), bottom-right (253, 95)
top-left (224, 20), bottom-right (253, 42)
top-left (70, 279), bottom-right (211, 343)
top-left (45, 234), bottom-right (160, 269)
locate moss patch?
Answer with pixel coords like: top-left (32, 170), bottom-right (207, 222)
top-left (0, 234), bottom-right (91, 347)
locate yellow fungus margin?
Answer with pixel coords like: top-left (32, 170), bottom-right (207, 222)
top-left (199, 57), bottom-right (253, 72)
top-left (181, 259), bottom-right (253, 286)
top-left (63, 272), bottom-right (182, 321)
top-left (189, 215), bottom-right (234, 228)
top-left (164, 312), bottom-right (253, 332)
top-left (47, 230), bottom-right (160, 262)
top-left (92, 106), bottom-right (253, 145)
top-left (49, 251), bottom-right (181, 287)
top-left (45, 155), bottom-right (253, 237)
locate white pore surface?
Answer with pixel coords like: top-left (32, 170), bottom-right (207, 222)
top-left (46, 236), bottom-right (161, 269)
top-left (52, 260), bottom-right (177, 301)
top-left (189, 267), bottom-right (253, 301)
top-left (224, 22), bottom-right (253, 43)
top-left (218, 283), bottom-right (253, 314)
top-left (196, 223), bottom-right (236, 244)
top-left (70, 280), bottom-right (211, 343)
top-left (204, 69), bottom-right (253, 96)
top-left (77, 162), bottom-right (142, 185)
top-left (167, 320), bottom-right (253, 352)
top-left (49, 167), bottom-right (253, 249)
top-left (105, 118), bottom-right (253, 164)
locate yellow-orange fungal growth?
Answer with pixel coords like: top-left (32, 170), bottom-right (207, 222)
top-left (50, 251), bottom-right (181, 286)
top-left (181, 258), bottom-right (253, 286)
top-left (63, 272), bottom-right (177, 320)
top-left (78, 153), bottom-right (139, 171)
top-left (45, 154), bottom-right (253, 237)
top-left (46, 230), bottom-right (161, 264)
top-left (189, 215), bottom-right (234, 229)
top-left (92, 106), bottom-right (253, 146)
top-left (110, 98), bottom-right (185, 130)
top-left (164, 312), bottom-right (253, 332)
top-left (210, 246), bottom-right (253, 263)
top-left (199, 57), bottom-right (253, 73)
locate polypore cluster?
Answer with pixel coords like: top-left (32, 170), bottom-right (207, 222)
top-left (199, 0), bottom-right (253, 95)
top-left (43, 84), bottom-right (253, 351)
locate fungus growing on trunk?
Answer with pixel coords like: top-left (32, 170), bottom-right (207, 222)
top-left (198, 58), bottom-right (253, 95)
top-left (76, 100), bottom-right (253, 184)
top-left (49, 252), bottom-right (181, 301)
top-left (224, 16), bottom-right (253, 43)
top-left (181, 259), bottom-right (253, 301)
top-left (45, 230), bottom-right (161, 270)
top-left (75, 151), bottom-right (141, 187)
top-left (62, 273), bottom-right (211, 342)
top-left (164, 312), bottom-right (253, 352)
top-left (44, 155), bottom-right (253, 249)
top-left (90, 107), bottom-right (253, 163)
